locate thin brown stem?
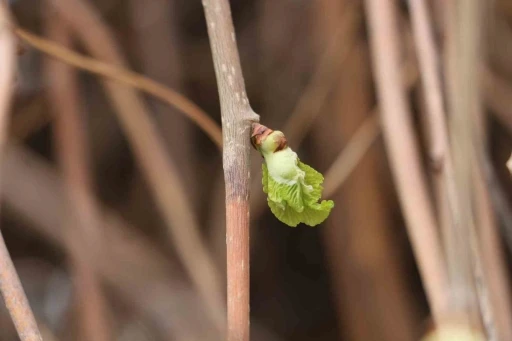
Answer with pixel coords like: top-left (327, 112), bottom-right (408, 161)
top-left (44, 12), bottom-right (111, 341)
top-left (0, 3), bottom-right (42, 341)
top-left (202, 1), bottom-right (260, 341)
top-left (408, 0), bottom-right (462, 314)
top-left (408, 0), bottom-right (447, 157)
top-left (364, 0), bottom-right (449, 322)
top-left (407, 0), bottom-right (456, 211)
top-left (0, 235), bottom-right (42, 341)
top-left (14, 27), bottom-right (223, 149)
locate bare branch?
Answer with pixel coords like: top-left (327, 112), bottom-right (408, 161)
top-left (202, 1), bottom-right (260, 340)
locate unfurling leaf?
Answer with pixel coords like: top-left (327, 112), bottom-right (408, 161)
top-left (252, 123), bottom-right (334, 227)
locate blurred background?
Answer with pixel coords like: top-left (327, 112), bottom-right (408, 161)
top-left (1, 0), bottom-right (512, 340)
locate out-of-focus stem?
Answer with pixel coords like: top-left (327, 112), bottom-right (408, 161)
top-left (0, 3), bottom-right (42, 340)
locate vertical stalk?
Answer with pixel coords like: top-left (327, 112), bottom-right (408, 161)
top-left (44, 12), bottom-right (111, 341)
top-left (46, 0), bottom-right (225, 332)
top-left (0, 2), bottom-right (42, 341)
top-left (202, 1), bottom-right (260, 341)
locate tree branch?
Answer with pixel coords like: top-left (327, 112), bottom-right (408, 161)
top-left (407, 0), bottom-right (459, 245)
top-left (44, 11), bottom-right (111, 341)
top-left (0, 2), bottom-right (42, 340)
top-left (202, 1), bottom-right (259, 340)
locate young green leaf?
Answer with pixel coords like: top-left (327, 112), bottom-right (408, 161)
top-left (252, 123), bottom-right (334, 227)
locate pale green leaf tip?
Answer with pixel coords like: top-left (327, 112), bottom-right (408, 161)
top-left (253, 124), bottom-right (334, 227)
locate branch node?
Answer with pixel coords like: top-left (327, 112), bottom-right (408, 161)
top-left (245, 110), bottom-right (259, 123)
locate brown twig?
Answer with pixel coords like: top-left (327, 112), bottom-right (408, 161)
top-left (364, 0), bottom-right (449, 322)
top-left (202, 1), bottom-right (260, 340)
top-left (0, 234), bottom-right (42, 341)
top-left (14, 27), bottom-right (223, 149)
top-left (44, 12), bottom-right (110, 341)
top-left (44, 0), bottom-right (224, 332)
top-left (407, 0), bottom-right (456, 216)
top-left (0, 3), bottom-right (42, 341)
top-left (408, 0), bottom-right (464, 317)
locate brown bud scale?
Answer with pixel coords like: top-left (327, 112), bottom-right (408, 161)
top-left (251, 123), bottom-right (273, 150)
